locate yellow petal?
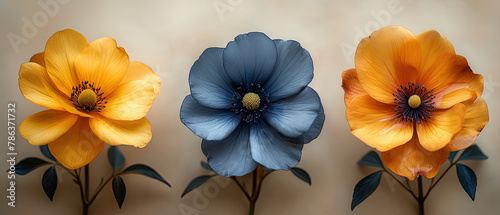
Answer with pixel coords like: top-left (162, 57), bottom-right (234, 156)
top-left (45, 29), bottom-right (89, 96)
top-left (355, 25), bottom-right (421, 104)
top-left (48, 117), bottom-right (103, 169)
top-left (19, 62), bottom-right (64, 110)
top-left (416, 103), bottom-right (466, 151)
top-left (89, 114), bottom-right (151, 148)
top-left (381, 136), bottom-right (449, 181)
top-left (341, 69), bottom-right (366, 106)
top-left (446, 97), bottom-right (489, 151)
top-left (19, 110), bottom-right (78, 146)
top-left (99, 80), bottom-right (155, 120)
top-left (75, 37), bottom-right (129, 96)
top-left (30, 52), bottom-right (45, 67)
top-left (347, 94), bottom-right (413, 151)
top-left (121, 61), bottom-right (161, 98)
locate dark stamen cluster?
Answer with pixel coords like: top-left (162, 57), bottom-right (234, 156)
top-left (70, 81), bottom-right (107, 112)
top-left (393, 82), bottom-right (435, 124)
top-left (230, 83), bottom-right (270, 124)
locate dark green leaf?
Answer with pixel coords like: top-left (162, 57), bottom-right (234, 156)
top-left (112, 175), bottom-right (126, 208)
top-left (42, 166), bottom-right (57, 201)
top-left (15, 157), bottom-right (50, 175)
top-left (108, 146), bottom-right (125, 173)
top-left (448, 151), bottom-right (458, 162)
top-left (201, 161), bottom-right (213, 171)
top-left (351, 170), bottom-right (383, 211)
top-left (456, 164), bottom-right (477, 201)
top-left (181, 175), bottom-right (213, 198)
top-left (290, 167), bottom-right (311, 185)
top-left (357, 151), bottom-right (383, 168)
top-left (122, 164), bottom-right (170, 187)
top-left (458, 145), bottom-right (488, 161)
top-left (39, 145), bottom-right (56, 161)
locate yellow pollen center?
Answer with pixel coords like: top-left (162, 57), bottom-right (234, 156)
top-left (242, 92), bottom-right (260, 110)
top-left (78, 89), bottom-right (97, 107)
top-left (408, 95), bottom-right (421, 108)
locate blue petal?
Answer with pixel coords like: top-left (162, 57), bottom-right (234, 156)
top-left (223, 32), bottom-right (277, 85)
top-left (264, 39), bottom-right (314, 102)
top-left (265, 87), bottom-right (321, 138)
top-left (180, 95), bottom-right (240, 141)
top-left (288, 104), bottom-right (325, 144)
top-left (250, 121), bottom-right (303, 170)
top-left (202, 124), bottom-right (258, 177)
top-left (189, 48), bottom-right (234, 109)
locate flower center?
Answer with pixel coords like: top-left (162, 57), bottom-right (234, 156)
top-left (78, 89), bottom-right (97, 107)
top-left (242, 92), bottom-right (260, 110)
top-left (408, 95), bottom-right (421, 108)
top-left (70, 81), bottom-right (107, 112)
top-left (393, 82), bottom-right (435, 124)
top-left (230, 83), bottom-right (270, 124)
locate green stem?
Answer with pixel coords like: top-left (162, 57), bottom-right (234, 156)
top-left (231, 176), bottom-right (251, 201)
top-left (249, 166), bottom-right (259, 215)
top-left (249, 199), bottom-right (256, 215)
top-left (382, 169), bottom-right (418, 200)
top-left (424, 161), bottom-right (455, 200)
top-left (83, 165), bottom-right (90, 215)
top-left (88, 174), bottom-right (114, 205)
top-left (82, 203), bottom-right (89, 215)
top-left (232, 166), bottom-right (269, 215)
top-left (418, 176), bottom-right (424, 215)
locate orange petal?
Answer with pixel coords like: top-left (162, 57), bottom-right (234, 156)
top-left (19, 62), bottom-right (65, 111)
top-left (45, 29), bottom-right (89, 96)
top-left (449, 55), bottom-right (484, 98)
top-left (30, 52), bottom-right (45, 67)
top-left (89, 114), bottom-right (151, 148)
top-left (418, 54), bottom-right (483, 109)
top-left (381, 136), bottom-right (449, 181)
top-left (434, 87), bottom-right (474, 109)
top-left (416, 30), bottom-right (456, 90)
top-left (417, 30), bottom-right (483, 96)
top-left (75, 37), bottom-right (129, 96)
top-left (416, 103), bottom-right (466, 151)
top-left (99, 80), bottom-right (156, 121)
top-left (347, 94), bottom-right (413, 151)
top-left (355, 26), bottom-right (421, 104)
top-left (19, 110), bottom-right (78, 146)
top-left (48, 117), bottom-right (104, 169)
top-left (446, 97), bottom-right (489, 151)
top-left (341, 69), bottom-right (366, 106)
top-left (121, 61), bottom-right (161, 98)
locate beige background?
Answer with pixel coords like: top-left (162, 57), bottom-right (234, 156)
top-left (1, 0), bottom-right (499, 214)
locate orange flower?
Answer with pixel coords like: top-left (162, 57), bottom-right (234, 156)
top-left (18, 29), bottom-right (161, 169)
top-left (342, 26), bottom-right (489, 180)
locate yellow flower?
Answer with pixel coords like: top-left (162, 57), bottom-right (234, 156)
top-left (342, 26), bottom-right (489, 180)
top-left (19, 29), bottom-right (161, 169)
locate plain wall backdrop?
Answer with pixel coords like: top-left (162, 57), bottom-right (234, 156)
top-left (1, 0), bottom-right (499, 214)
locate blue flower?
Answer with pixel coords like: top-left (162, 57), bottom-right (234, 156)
top-left (180, 32), bottom-right (324, 177)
